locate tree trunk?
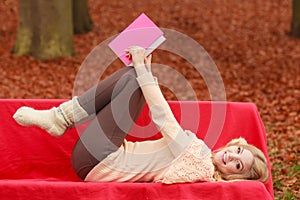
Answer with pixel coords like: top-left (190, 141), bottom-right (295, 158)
top-left (12, 0), bottom-right (74, 60)
top-left (73, 0), bottom-right (93, 34)
top-left (291, 0), bottom-right (300, 38)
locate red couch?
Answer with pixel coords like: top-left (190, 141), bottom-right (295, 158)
top-left (0, 99), bottom-right (274, 200)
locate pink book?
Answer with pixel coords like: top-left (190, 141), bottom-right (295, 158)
top-left (108, 13), bottom-right (166, 66)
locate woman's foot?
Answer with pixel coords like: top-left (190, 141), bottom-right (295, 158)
top-left (13, 106), bottom-right (67, 137)
top-left (13, 97), bottom-right (89, 137)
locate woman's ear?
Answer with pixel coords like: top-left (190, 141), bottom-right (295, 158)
top-left (227, 137), bottom-right (248, 146)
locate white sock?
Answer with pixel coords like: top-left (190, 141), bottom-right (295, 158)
top-left (13, 106), bottom-right (67, 137)
top-left (13, 97), bottom-right (88, 137)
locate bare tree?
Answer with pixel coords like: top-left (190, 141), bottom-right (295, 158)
top-left (73, 0), bottom-right (93, 34)
top-left (12, 0), bottom-right (74, 60)
top-left (291, 0), bottom-right (300, 38)
top-left (12, 0), bottom-right (93, 60)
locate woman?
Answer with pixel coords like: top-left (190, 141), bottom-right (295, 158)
top-left (13, 47), bottom-right (269, 183)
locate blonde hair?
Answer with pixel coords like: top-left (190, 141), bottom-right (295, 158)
top-left (213, 138), bottom-right (269, 183)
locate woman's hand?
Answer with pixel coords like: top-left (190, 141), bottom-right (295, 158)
top-left (127, 46), bottom-right (153, 75)
top-left (127, 46), bottom-right (146, 67)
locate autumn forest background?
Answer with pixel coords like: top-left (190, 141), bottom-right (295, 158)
top-left (0, 0), bottom-right (299, 199)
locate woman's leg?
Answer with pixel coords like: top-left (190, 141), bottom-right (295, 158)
top-left (12, 67), bottom-right (135, 137)
top-left (71, 67), bottom-right (145, 180)
top-left (77, 66), bottom-right (137, 115)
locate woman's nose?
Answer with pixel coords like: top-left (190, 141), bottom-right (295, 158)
top-left (227, 152), bottom-right (239, 161)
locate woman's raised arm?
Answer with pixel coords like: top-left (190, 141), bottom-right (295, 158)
top-left (128, 47), bottom-right (194, 156)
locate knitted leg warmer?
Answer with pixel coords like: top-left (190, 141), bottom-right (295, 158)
top-left (13, 97), bottom-right (88, 137)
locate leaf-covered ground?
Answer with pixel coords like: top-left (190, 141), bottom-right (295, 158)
top-left (0, 0), bottom-right (299, 198)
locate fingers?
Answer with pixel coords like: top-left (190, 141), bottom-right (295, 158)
top-left (126, 46), bottom-right (146, 57)
top-left (127, 46), bottom-right (145, 55)
top-left (126, 46), bottom-right (146, 66)
top-left (125, 51), bottom-right (131, 59)
top-left (125, 47), bottom-right (153, 71)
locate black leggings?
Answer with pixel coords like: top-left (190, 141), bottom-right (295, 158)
top-left (71, 67), bottom-right (145, 180)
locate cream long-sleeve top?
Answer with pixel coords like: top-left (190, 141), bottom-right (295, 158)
top-left (85, 69), bottom-right (215, 184)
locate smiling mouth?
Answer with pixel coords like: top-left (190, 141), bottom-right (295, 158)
top-left (222, 152), bottom-right (227, 165)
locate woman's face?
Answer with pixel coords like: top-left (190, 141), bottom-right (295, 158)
top-left (213, 145), bottom-right (254, 175)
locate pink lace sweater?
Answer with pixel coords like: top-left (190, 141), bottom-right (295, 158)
top-left (85, 72), bottom-right (215, 183)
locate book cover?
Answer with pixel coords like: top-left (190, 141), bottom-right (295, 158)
top-left (108, 13), bottom-right (166, 66)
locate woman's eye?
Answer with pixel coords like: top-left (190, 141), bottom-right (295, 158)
top-left (237, 147), bottom-right (241, 154)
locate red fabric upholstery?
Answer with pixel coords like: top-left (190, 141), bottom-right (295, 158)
top-left (0, 99), bottom-right (274, 199)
